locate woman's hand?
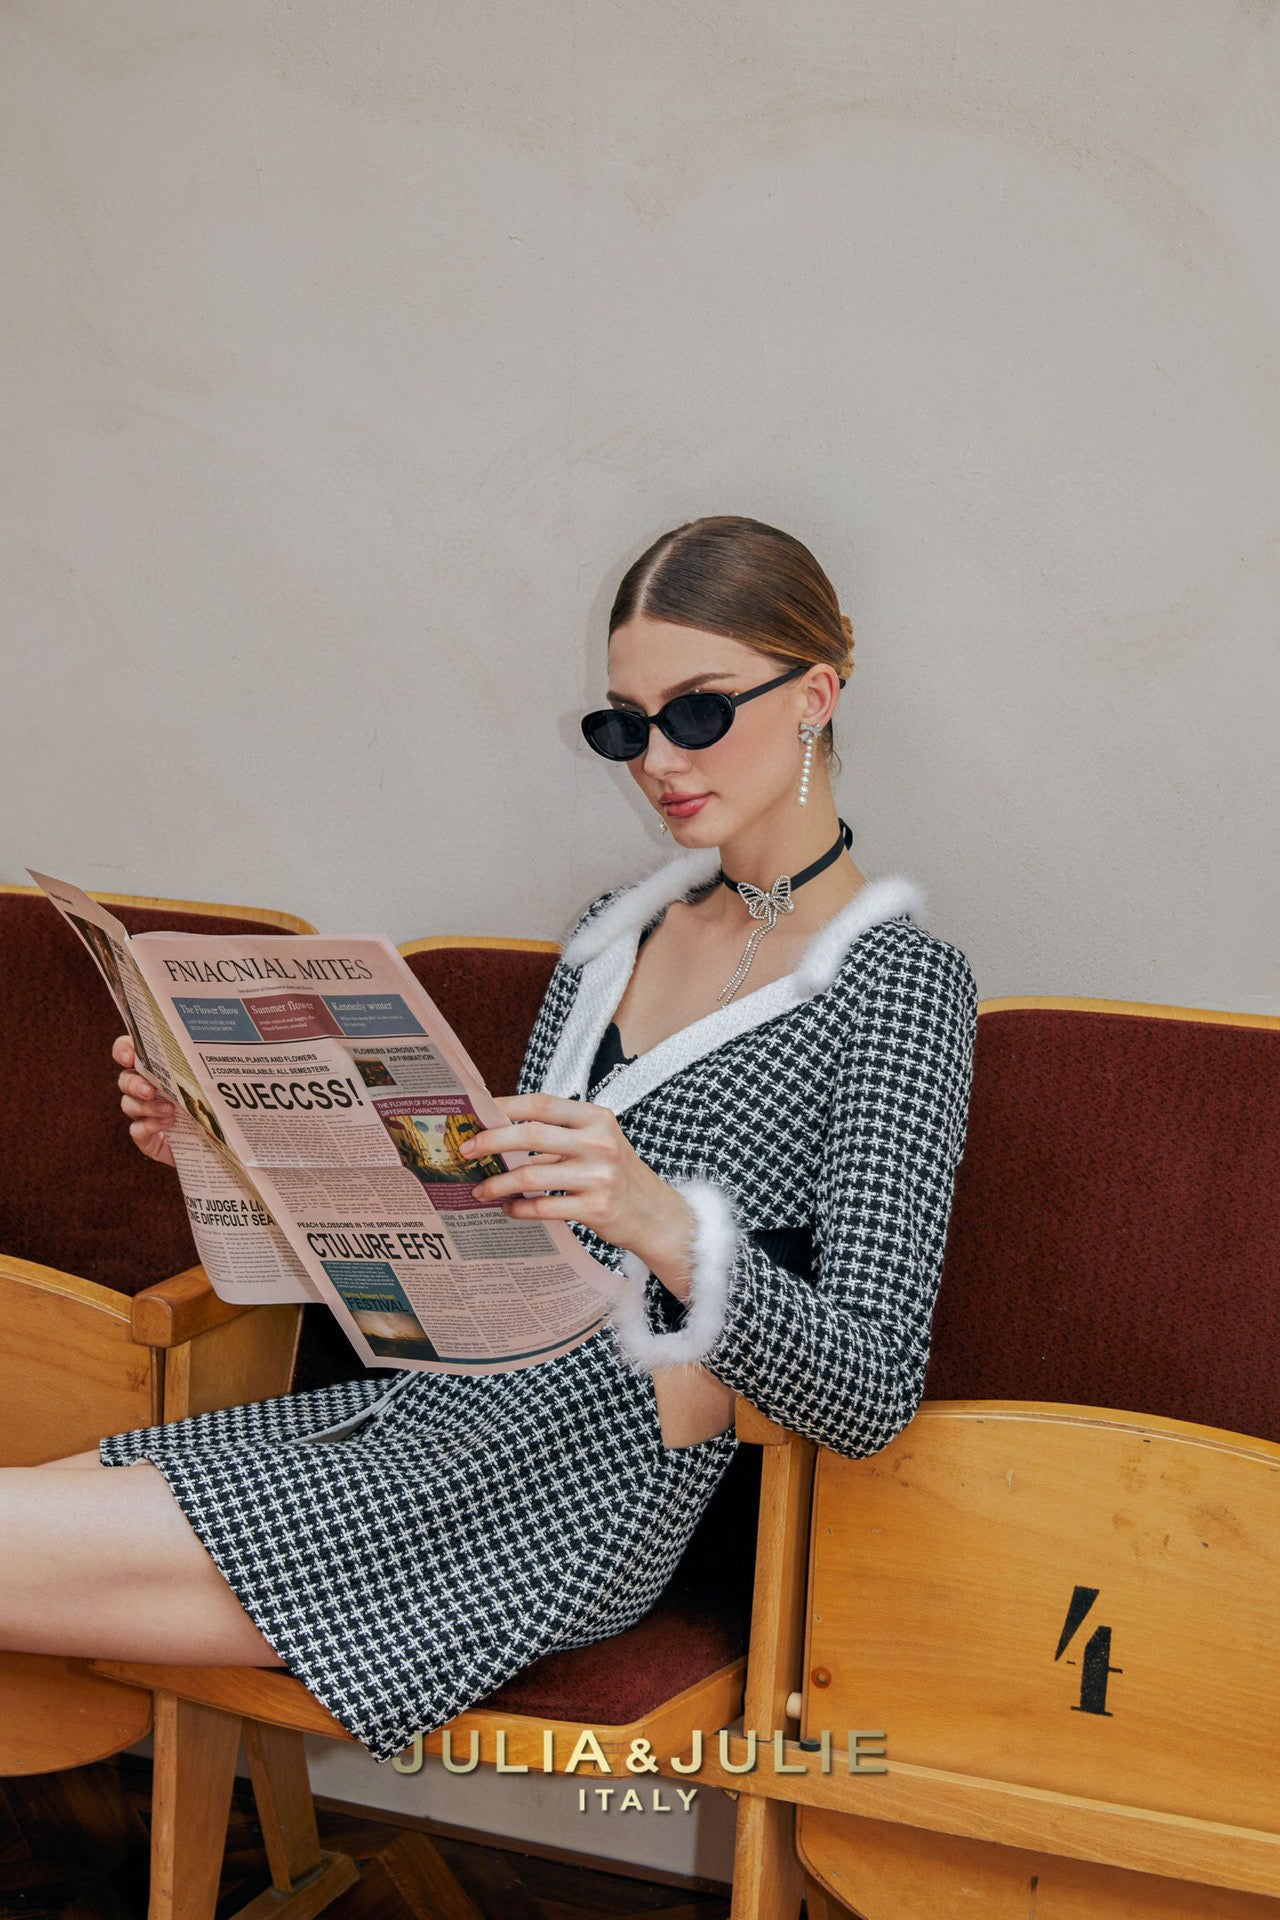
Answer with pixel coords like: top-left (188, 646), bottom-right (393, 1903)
top-left (113, 1034), bottom-right (177, 1170)
top-left (460, 1092), bottom-right (697, 1300)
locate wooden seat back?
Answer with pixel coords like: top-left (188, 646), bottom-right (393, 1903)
top-left (799, 1400), bottom-right (1280, 1918)
top-left (796, 998), bottom-right (1280, 1920)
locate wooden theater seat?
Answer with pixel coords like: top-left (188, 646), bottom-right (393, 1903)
top-left (796, 1399), bottom-right (1280, 1920)
top-left (698, 995), bottom-right (1280, 1920)
top-left (87, 934), bottom-right (790, 1920)
top-left (0, 885), bottom-right (316, 1778)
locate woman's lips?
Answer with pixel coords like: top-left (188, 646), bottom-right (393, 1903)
top-left (661, 793), bottom-right (711, 819)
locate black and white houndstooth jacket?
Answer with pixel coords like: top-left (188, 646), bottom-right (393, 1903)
top-left (517, 844), bottom-right (979, 1461)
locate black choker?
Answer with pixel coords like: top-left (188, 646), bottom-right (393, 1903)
top-left (715, 821), bottom-right (853, 1006)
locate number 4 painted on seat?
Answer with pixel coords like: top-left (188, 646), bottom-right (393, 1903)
top-left (1054, 1585), bottom-right (1124, 1716)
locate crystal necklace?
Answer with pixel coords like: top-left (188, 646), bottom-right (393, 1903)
top-left (587, 823), bottom-right (855, 1098)
top-left (715, 820), bottom-right (853, 1007)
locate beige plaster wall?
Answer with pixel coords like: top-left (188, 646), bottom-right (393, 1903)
top-left (3, 0), bottom-right (1276, 1864)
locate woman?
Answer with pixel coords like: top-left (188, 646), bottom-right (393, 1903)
top-left (1, 515), bottom-right (978, 1764)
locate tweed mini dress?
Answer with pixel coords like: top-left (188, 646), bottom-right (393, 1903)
top-left (99, 849), bottom-right (979, 1764)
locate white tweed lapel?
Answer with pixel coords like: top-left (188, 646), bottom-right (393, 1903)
top-left (542, 855), bottom-right (926, 1117)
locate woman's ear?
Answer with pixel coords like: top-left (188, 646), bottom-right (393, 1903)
top-left (803, 664), bottom-right (841, 730)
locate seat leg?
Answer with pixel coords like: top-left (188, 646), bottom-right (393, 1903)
top-left (730, 1792), bottom-right (804, 1920)
top-left (241, 1720), bottom-right (359, 1913)
top-left (149, 1690), bottom-right (242, 1920)
top-left (242, 1722), bottom-right (326, 1888)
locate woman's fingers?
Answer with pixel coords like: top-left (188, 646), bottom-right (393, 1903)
top-left (498, 1194), bottom-right (580, 1221)
top-left (475, 1141), bottom-right (617, 1205)
top-left (118, 1068), bottom-right (175, 1127)
top-left (466, 1098), bottom-right (594, 1152)
top-left (462, 1094), bottom-right (601, 1165)
top-left (129, 1118), bottom-right (177, 1169)
top-left (465, 1096), bottom-right (626, 1211)
top-left (118, 1069), bottom-right (161, 1102)
top-left (112, 1035), bottom-right (176, 1166)
top-left (462, 1119), bottom-right (574, 1162)
top-left (109, 1034), bottom-right (176, 1168)
top-left (121, 1092), bottom-right (177, 1124)
top-left (475, 1161), bottom-right (577, 1202)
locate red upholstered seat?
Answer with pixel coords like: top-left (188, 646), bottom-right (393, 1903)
top-left (925, 1003), bottom-right (1280, 1443)
top-left (399, 940), bottom-right (563, 1101)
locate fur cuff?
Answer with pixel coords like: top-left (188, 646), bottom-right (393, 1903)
top-left (608, 1178), bottom-right (739, 1371)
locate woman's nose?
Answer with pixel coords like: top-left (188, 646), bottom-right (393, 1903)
top-left (640, 728), bottom-right (692, 778)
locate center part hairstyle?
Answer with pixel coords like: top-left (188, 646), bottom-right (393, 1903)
top-left (607, 514), bottom-right (856, 761)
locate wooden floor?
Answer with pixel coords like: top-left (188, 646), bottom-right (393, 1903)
top-left (0, 1756), bottom-right (737, 1919)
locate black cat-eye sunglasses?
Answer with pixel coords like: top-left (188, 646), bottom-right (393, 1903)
top-left (580, 663), bottom-right (806, 762)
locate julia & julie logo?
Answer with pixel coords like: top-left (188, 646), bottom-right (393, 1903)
top-left (392, 1727), bottom-right (889, 1812)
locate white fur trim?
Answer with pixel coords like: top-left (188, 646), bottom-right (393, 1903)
top-left (608, 1178), bottom-right (739, 1372)
top-left (543, 861), bottom-right (927, 1116)
top-left (792, 874), bottom-right (926, 996)
top-left (560, 847), bottom-right (723, 968)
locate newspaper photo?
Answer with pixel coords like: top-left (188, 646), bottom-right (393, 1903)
top-left (33, 872), bottom-right (630, 1374)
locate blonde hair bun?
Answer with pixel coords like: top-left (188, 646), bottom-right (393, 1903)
top-left (838, 612), bottom-right (855, 680)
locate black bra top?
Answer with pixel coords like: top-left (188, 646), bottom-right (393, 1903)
top-left (587, 1019), bottom-right (634, 1095)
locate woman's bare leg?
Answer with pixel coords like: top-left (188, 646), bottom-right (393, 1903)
top-left (0, 1458), bottom-right (287, 1666)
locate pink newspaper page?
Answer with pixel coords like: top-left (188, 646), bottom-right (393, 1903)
top-left (33, 873), bottom-right (630, 1374)
top-left (31, 872), bottom-right (321, 1307)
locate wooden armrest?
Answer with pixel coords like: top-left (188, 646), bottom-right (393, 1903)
top-left (0, 1252), bottom-right (254, 1349)
top-left (130, 1266), bottom-right (249, 1347)
top-left (735, 1395), bottom-right (798, 1447)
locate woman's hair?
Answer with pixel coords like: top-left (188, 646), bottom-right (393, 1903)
top-left (608, 515), bottom-right (855, 764)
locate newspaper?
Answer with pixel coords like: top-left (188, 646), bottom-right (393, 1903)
top-left (33, 872), bottom-right (630, 1374)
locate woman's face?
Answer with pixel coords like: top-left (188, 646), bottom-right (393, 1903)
top-left (604, 616), bottom-right (832, 845)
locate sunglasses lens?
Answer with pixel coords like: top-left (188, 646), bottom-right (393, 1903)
top-left (662, 692), bottom-right (733, 749)
top-left (581, 710), bottom-right (648, 760)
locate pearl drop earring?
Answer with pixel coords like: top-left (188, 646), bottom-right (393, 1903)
top-left (797, 723), bottom-right (820, 806)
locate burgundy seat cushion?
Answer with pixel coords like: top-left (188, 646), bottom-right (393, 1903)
top-left (925, 1007), bottom-right (1280, 1444)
